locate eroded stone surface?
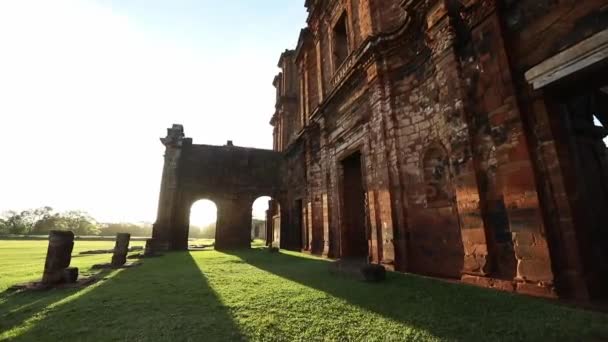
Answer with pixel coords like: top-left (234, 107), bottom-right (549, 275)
top-left (153, 0), bottom-right (608, 301)
top-left (111, 233), bottom-right (131, 267)
top-left (42, 230), bottom-right (75, 285)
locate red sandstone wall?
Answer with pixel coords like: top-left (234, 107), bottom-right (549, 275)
top-left (501, 0), bottom-right (608, 299)
top-left (270, 0), bottom-right (608, 299)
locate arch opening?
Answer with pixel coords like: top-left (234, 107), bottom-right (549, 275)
top-left (189, 199), bottom-right (217, 247)
top-left (251, 196), bottom-right (281, 248)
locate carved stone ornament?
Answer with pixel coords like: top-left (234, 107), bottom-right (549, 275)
top-left (160, 124), bottom-right (186, 147)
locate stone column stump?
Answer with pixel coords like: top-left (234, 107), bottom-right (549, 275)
top-left (111, 233), bottom-right (131, 267)
top-left (42, 230), bottom-right (75, 285)
top-left (144, 238), bottom-right (165, 257)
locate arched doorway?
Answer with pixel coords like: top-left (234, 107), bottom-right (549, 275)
top-left (189, 199), bottom-right (217, 247)
top-left (251, 196), bottom-right (272, 247)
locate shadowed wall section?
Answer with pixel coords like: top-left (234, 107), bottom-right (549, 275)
top-left (152, 125), bottom-right (287, 251)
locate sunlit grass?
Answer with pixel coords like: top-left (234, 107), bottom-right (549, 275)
top-left (189, 238), bottom-right (215, 246)
top-left (0, 240), bottom-right (144, 292)
top-left (1, 244), bottom-right (607, 341)
top-left (189, 238), bottom-right (266, 248)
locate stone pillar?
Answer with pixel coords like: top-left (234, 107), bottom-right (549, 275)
top-left (366, 59), bottom-right (400, 269)
top-left (265, 207), bottom-right (272, 246)
top-left (144, 238), bottom-right (158, 257)
top-left (318, 118), bottom-right (331, 257)
top-left (279, 199), bottom-right (298, 250)
top-left (111, 233), bottom-right (131, 267)
top-left (152, 124), bottom-right (192, 251)
top-left (42, 231), bottom-right (75, 285)
top-left (215, 196), bottom-right (252, 250)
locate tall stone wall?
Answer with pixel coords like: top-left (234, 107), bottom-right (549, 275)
top-left (265, 0), bottom-right (608, 301)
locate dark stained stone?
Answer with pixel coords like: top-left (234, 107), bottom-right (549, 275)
top-left (111, 233), bottom-right (131, 267)
top-left (42, 230), bottom-right (75, 285)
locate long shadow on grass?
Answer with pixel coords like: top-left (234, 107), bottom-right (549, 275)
top-left (227, 249), bottom-right (608, 341)
top-left (2, 253), bottom-right (244, 341)
top-left (0, 269), bottom-right (115, 336)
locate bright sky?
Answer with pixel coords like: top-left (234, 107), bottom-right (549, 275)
top-left (0, 0), bottom-right (306, 224)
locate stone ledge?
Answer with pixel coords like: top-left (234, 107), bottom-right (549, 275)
top-left (462, 274), bottom-right (557, 298)
top-left (525, 29), bottom-right (608, 89)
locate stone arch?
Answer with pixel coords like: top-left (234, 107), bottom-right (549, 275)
top-left (250, 195), bottom-right (281, 245)
top-left (152, 125), bottom-right (286, 251)
top-left (188, 198), bottom-right (218, 241)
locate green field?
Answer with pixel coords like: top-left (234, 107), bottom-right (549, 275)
top-left (0, 240), bottom-right (145, 292)
top-left (1, 240), bottom-right (607, 341)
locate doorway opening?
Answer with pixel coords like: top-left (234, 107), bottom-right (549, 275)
top-left (189, 199), bottom-right (217, 248)
top-left (252, 196), bottom-right (272, 248)
top-left (550, 68), bottom-right (608, 299)
top-left (340, 151), bottom-right (368, 259)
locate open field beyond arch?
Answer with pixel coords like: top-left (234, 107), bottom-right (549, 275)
top-left (1, 241), bottom-right (607, 341)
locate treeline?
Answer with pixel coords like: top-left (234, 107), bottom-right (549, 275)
top-left (189, 223), bottom-right (216, 239)
top-left (0, 207), bottom-right (156, 237)
top-left (0, 207), bottom-right (101, 236)
top-left (0, 207), bottom-right (263, 239)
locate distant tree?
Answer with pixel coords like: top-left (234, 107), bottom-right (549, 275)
top-left (31, 213), bottom-right (64, 234)
top-left (99, 223), bottom-right (152, 237)
top-left (57, 210), bottom-right (100, 236)
top-left (0, 217), bottom-right (7, 234)
top-left (0, 207), bottom-right (61, 235)
top-left (0, 207), bottom-right (155, 237)
top-left (30, 207), bottom-right (61, 234)
top-left (189, 222), bottom-right (216, 239)
top-left (0, 210), bottom-right (30, 234)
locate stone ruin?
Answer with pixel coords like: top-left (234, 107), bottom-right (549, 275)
top-left (8, 230), bottom-right (80, 291)
top-left (143, 238), bottom-right (164, 257)
top-left (111, 233), bottom-right (131, 267)
top-left (91, 233), bottom-right (142, 269)
top-left (7, 232), bottom-right (140, 292)
top-left (149, 1), bottom-right (608, 302)
top-left (42, 230), bottom-right (78, 285)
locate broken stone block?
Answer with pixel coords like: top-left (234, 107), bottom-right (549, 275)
top-left (144, 238), bottom-right (156, 256)
top-left (143, 238), bottom-right (166, 257)
top-left (63, 267), bottom-right (79, 283)
top-left (111, 233), bottom-right (131, 267)
top-left (42, 230), bottom-right (75, 285)
top-left (329, 259), bottom-right (387, 282)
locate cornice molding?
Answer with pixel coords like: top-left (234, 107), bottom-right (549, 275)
top-left (525, 28), bottom-right (608, 90)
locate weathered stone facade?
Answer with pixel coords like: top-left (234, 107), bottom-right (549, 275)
top-left (269, 0), bottom-right (608, 301)
top-left (153, 125), bottom-right (286, 251)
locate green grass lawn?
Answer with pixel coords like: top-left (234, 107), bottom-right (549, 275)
top-left (0, 240), bottom-right (145, 292)
top-left (1, 242), bottom-right (607, 341)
